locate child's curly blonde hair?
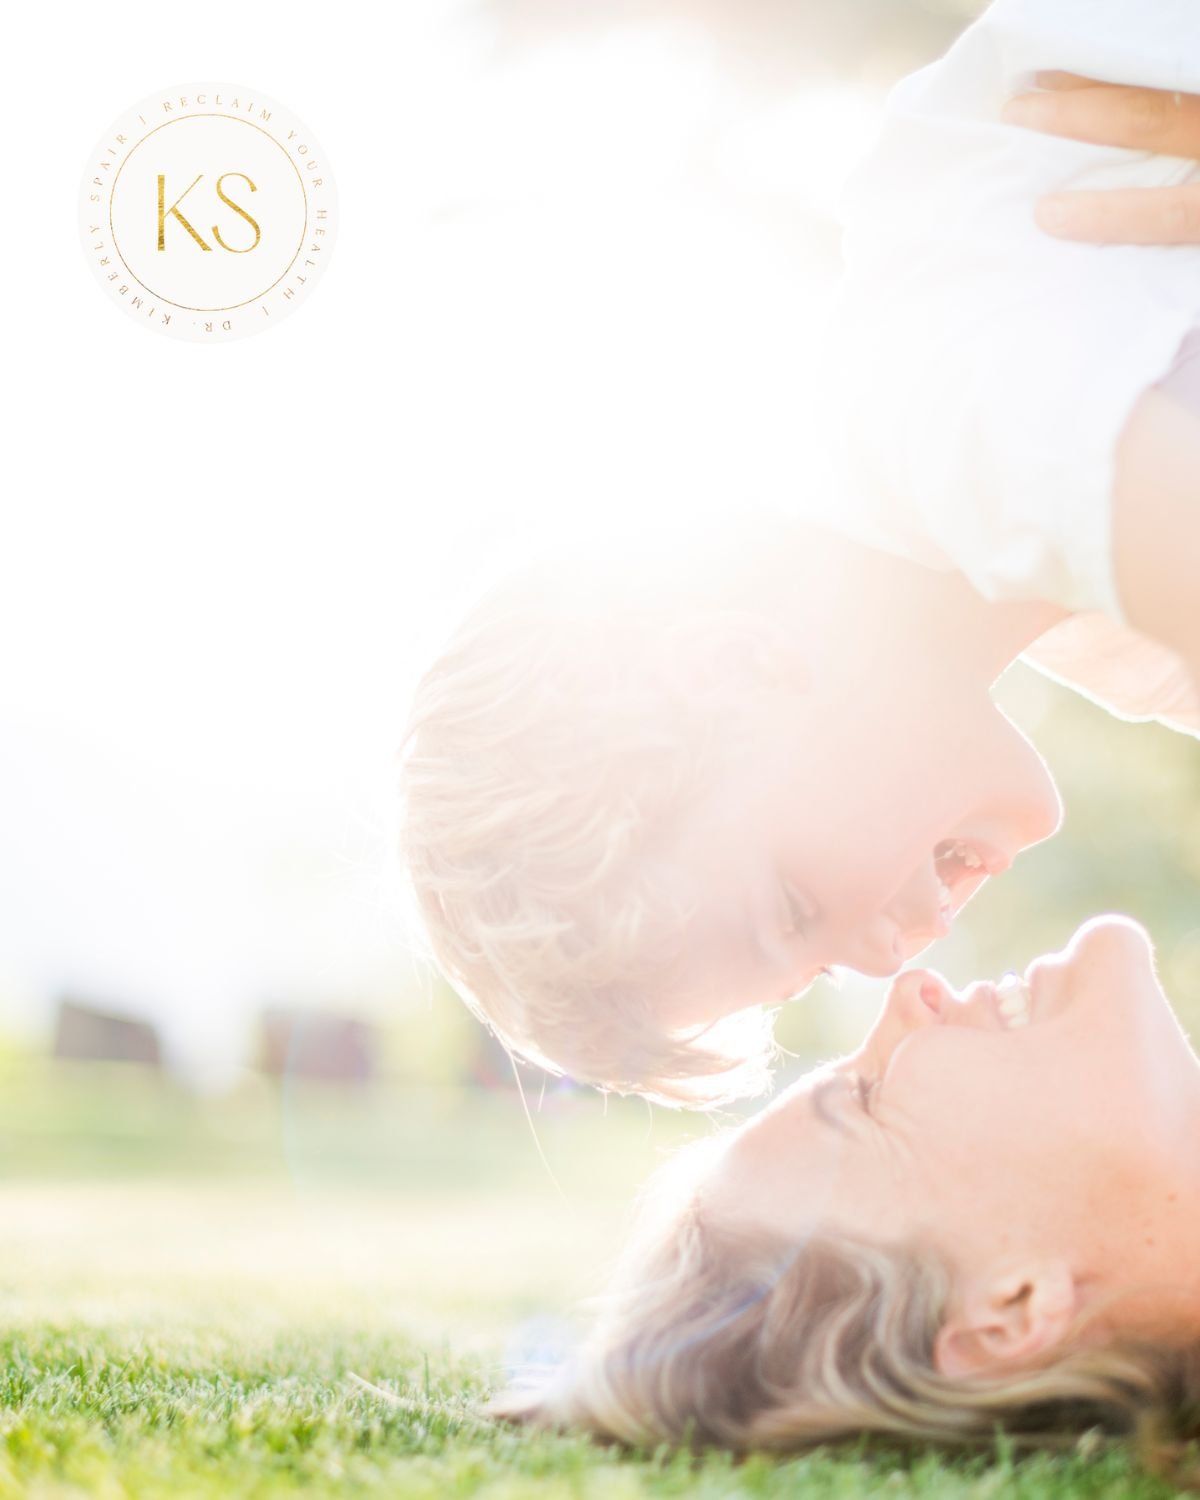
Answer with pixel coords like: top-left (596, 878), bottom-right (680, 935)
top-left (398, 521), bottom-right (810, 1106)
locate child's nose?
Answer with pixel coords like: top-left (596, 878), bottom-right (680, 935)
top-left (991, 716), bottom-right (1063, 851)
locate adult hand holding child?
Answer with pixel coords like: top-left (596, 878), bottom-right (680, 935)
top-left (1003, 75), bottom-right (1200, 689)
top-left (1005, 74), bottom-right (1200, 242)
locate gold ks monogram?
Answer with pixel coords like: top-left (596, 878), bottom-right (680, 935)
top-left (157, 173), bottom-right (262, 253)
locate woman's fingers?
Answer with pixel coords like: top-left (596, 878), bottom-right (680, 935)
top-left (1034, 71), bottom-right (1097, 92)
top-left (1035, 185), bottom-right (1200, 244)
top-left (1004, 82), bottom-right (1200, 159)
top-left (1002, 78), bottom-right (1200, 243)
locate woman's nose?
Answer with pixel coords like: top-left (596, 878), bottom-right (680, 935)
top-left (860, 968), bottom-right (943, 1067)
top-left (885, 968), bottom-right (945, 1031)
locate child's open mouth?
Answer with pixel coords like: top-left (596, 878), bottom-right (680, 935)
top-left (932, 839), bottom-right (989, 922)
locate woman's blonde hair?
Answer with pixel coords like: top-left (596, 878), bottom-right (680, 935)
top-left (398, 521), bottom-right (810, 1106)
top-left (495, 1139), bottom-right (1200, 1481)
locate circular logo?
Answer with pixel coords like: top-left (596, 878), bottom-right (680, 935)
top-left (79, 83), bottom-right (338, 342)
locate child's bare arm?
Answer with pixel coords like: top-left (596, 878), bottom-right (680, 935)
top-left (1113, 388), bottom-right (1200, 685)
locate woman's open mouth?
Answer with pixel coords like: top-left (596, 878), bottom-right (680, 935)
top-left (907, 968), bottom-right (1037, 1032)
top-left (992, 973), bottom-right (1033, 1029)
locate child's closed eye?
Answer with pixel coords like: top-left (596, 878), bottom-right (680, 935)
top-left (778, 879), bottom-right (818, 939)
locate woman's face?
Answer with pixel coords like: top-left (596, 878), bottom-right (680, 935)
top-left (711, 918), bottom-right (1200, 1361)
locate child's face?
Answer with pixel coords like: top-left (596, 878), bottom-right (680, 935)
top-left (656, 670), bottom-right (1062, 1027)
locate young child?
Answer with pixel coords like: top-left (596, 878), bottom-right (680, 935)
top-left (820, 0), bottom-right (1200, 716)
top-left (399, 0), bottom-right (1200, 1109)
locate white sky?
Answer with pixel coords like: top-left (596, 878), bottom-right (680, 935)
top-left (1, 0), bottom-right (878, 1080)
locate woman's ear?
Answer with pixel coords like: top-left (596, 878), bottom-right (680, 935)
top-left (933, 1260), bottom-right (1078, 1380)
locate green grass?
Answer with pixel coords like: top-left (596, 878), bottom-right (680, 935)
top-left (0, 1318), bottom-right (1182, 1499)
top-left (0, 1063), bottom-right (1191, 1497)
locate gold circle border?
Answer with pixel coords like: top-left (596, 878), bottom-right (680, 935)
top-left (107, 112), bottom-right (310, 314)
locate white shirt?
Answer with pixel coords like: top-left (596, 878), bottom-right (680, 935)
top-left (820, 0), bottom-right (1200, 735)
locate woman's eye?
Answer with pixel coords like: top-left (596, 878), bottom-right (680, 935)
top-left (850, 1073), bottom-right (877, 1114)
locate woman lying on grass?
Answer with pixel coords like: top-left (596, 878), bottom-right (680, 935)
top-left (499, 917), bottom-right (1200, 1477)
